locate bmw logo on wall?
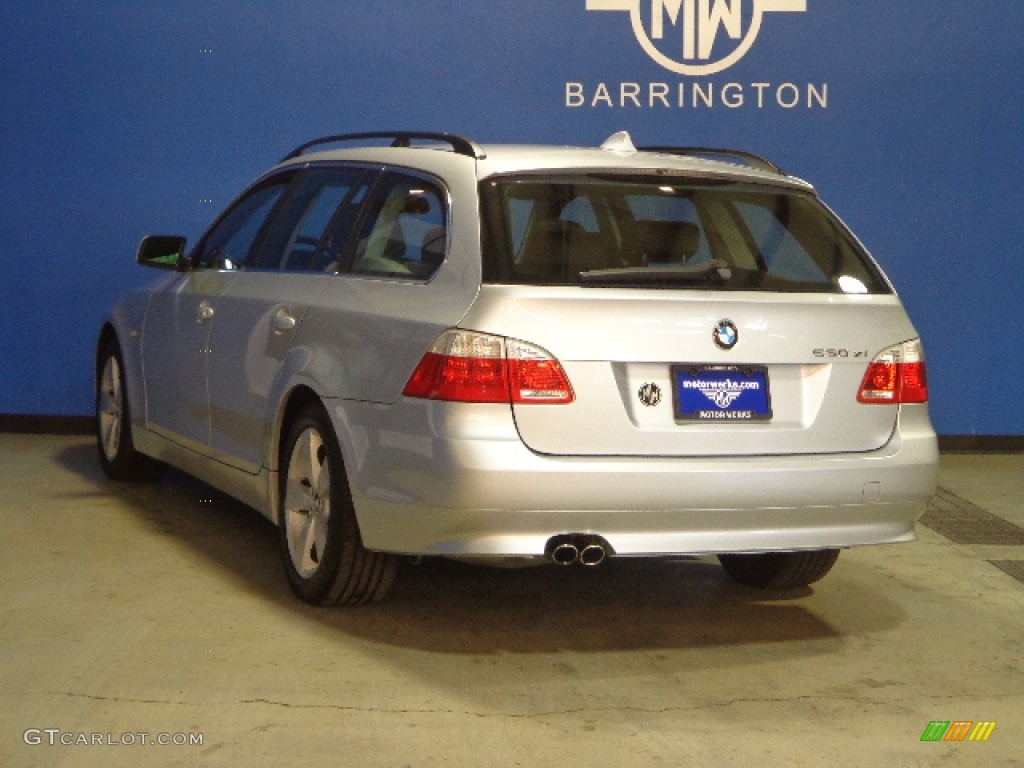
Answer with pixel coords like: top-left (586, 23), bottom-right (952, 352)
top-left (713, 320), bottom-right (739, 350)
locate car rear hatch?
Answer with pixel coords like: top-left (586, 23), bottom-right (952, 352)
top-left (468, 170), bottom-right (919, 458)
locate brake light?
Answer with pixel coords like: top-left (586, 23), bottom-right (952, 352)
top-left (857, 340), bottom-right (928, 404)
top-left (403, 330), bottom-right (574, 404)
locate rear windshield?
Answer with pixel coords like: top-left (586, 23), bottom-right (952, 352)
top-left (480, 174), bottom-right (890, 294)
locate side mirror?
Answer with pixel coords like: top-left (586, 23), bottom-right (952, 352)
top-left (136, 235), bottom-right (188, 271)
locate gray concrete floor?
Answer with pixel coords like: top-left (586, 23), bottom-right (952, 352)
top-left (1, 433), bottom-right (1022, 768)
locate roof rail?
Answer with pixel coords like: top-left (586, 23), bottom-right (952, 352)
top-left (281, 131), bottom-right (486, 162)
top-left (637, 146), bottom-right (786, 175)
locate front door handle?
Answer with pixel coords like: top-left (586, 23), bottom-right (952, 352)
top-left (196, 301), bottom-right (215, 323)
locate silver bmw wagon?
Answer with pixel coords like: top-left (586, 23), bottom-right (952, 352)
top-left (96, 131), bottom-right (938, 605)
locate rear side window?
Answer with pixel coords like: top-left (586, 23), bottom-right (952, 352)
top-left (350, 173), bottom-right (447, 280)
top-left (481, 175), bottom-right (889, 294)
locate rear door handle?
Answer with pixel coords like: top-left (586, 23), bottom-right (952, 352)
top-left (272, 309), bottom-right (297, 335)
top-left (196, 301), bottom-right (215, 323)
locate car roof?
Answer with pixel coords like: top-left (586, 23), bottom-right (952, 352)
top-left (272, 131), bottom-right (815, 192)
top-left (475, 145), bottom-right (812, 189)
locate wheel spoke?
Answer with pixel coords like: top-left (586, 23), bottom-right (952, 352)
top-left (101, 413), bottom-right (120, 458)
top-left (285, 502), bottom-right (314, 576)
top-left (312, 453), bottom-right (331, 508)
top-left (308, 430), bottom-right (325, 492)
top-left (310, 501), bottom-right (329, 562)
top-left (297, 510), bottom-right (318, 570)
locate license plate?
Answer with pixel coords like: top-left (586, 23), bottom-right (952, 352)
top-left (672, 365), bottom-right (772, 422)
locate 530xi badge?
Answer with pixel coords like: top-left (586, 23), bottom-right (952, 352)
top-left (813, 348), bottom-right (868, 358)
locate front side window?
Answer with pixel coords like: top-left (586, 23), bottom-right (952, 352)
top-left (480, 175), bottom-right (889, 294)
top-left (251, 167), bottom-right (372, 272)
top-left (192, 178), bottom-right (291, 270)
top-left (350, 173), bottom-right (447, 280)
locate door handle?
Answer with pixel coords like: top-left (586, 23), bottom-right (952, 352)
top-left (272, 309), bottom-right (297, 335)
top-left (196, 301), bottom-right (215, 323)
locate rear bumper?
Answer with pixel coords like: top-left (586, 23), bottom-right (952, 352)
top-left (329, 399), bottom-right (938, 558)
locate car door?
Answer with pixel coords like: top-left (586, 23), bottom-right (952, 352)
top-left (205, 166), bottom-right (374, 472)
top-left (141, 176), bottom-right (291, 452)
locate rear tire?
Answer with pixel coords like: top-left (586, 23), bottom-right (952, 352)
top-left (717, 549), bottom-right (840, 589)
top-left (96, 338), bottom-right (163, 481)
top-left (278, 404), bottom-right (398, 606)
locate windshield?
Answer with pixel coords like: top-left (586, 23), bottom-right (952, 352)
top-left (480, 175), bottom-right (890, 294)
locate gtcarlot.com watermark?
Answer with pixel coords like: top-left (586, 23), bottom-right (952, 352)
top-left (24, 728), bottom-right (203, 747)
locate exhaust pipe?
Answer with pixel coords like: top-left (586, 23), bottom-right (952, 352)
top-left (579, 543), bottom-right (606, 567)
top-left (551, 542), bottom-right (579, 566)
top-left (546, 534), bottom-right (612, 566)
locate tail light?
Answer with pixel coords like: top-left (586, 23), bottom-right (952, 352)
top-left (857, 339), bottom-right (928, 404)
top-left (403, 330), bottom-right (574, 404)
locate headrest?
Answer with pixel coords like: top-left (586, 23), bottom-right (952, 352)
top-left (639, 221), bottom-right (700, 263)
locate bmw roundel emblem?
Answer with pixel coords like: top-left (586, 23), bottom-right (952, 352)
top-left (713, 320), bottom-right (739, 350)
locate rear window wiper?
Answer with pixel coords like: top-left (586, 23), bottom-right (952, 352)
top-left (579, 259), bottom-right (732, 286)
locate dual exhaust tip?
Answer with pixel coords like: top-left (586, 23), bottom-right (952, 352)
top-left (546, 534), bottom-right (613, 567)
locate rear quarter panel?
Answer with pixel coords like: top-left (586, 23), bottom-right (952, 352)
top-left (285, 155), bottom-right (483, 404)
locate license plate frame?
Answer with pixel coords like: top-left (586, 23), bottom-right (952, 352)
top-left (672, 365), bottom-right (773, 423)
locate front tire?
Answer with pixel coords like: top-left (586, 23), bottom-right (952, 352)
top-left (717, 549), bottom-right (840, 589)
top-left (278, 404), bottom-right (398, 606)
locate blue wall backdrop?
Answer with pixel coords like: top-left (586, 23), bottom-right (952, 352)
top-left (1, 1), bottom-right (1021, 434)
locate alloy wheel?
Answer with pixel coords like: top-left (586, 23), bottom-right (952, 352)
top-left (283, 427), bottom-right (332, 579)
top-left (97, 355), bottom-right (123, 462)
